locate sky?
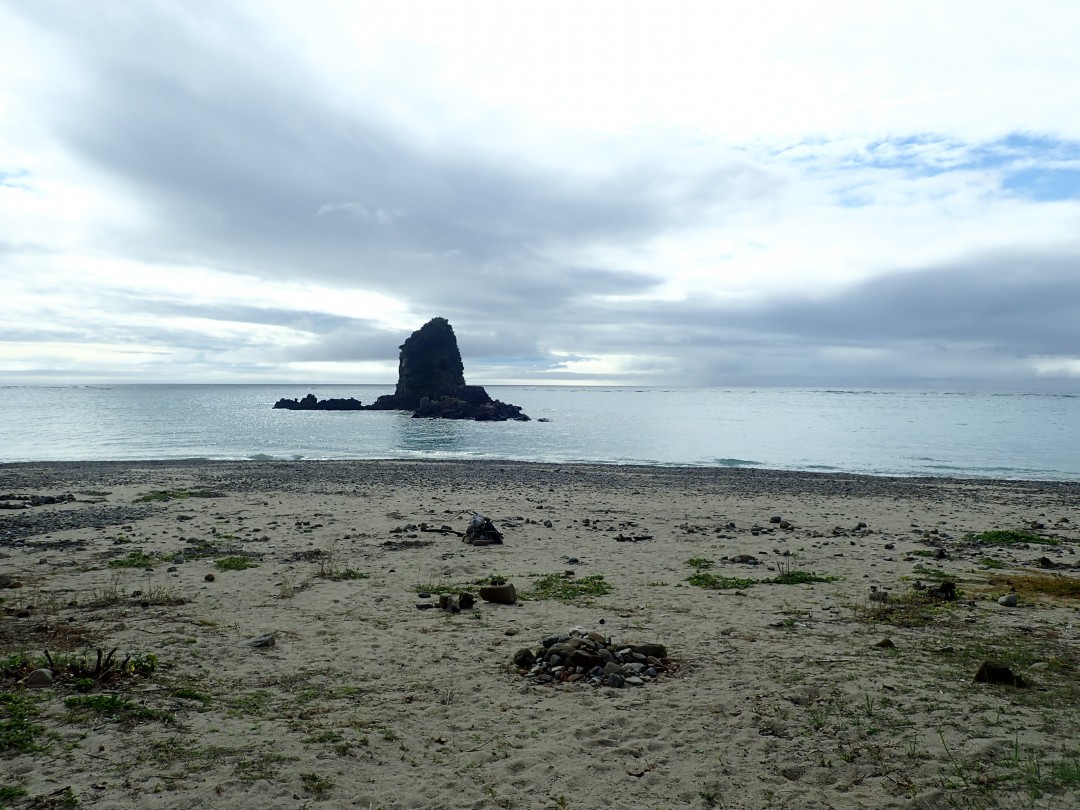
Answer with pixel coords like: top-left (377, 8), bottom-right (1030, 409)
top-left (1, 1), bottom-right (1079, 390)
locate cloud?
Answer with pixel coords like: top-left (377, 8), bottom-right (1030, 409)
top-left (2, 1), bottom-right (1080, 388)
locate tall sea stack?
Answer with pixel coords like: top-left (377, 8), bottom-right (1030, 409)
top-left (368, 317), bottom-right (466, 410)
top-left (367, 318), bottom-right (529, 421)
top-left (273, 317), bottom-right (530, 421)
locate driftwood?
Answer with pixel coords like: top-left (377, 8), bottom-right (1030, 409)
top-left (420, 524), bottom-right (463, 536)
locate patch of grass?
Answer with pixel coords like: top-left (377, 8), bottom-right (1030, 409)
top-left (415, 582), bottom-right (469, 595)
top-left (0, 653), bottom-right (34, 677)
top-left (909, 566), bottom-right (958, 583)
top-left (964, 638), bottom-right (1049, 673)
top-left (134, 489), bottom-right (224, 503)
top-left (1051, 753), bottom-right (1080, 788)
top-left (300, 772), bottom-right (334, 796)
top-left (472, 574), bottom-right (510, 586)
top-left (417, 574), bottom-right (511, 596)
top-left (910, 549), bottom-right (935, 557)
top-left (225, 690), bottom-right (272, 717)
top-left (108, 551), bottom-right (157, 569)
top-left (215, 556), bottom-right (259, 571)
top-left (173, 687), bottom-right (210, 703)
top-left (983, 573), bottom-right (1080, 600)
top-left (0, 693), bottom-right (47, 753)
top-left (179, 537), bottom-right (226, 560)
top-left (311, 543), bottom-right (368, 581)
top-left (966, 529), bottom-right (1059, 546)
top-left (0, 785), bottom-right (28, 804)
top-left (526, 574), bottom-right (612, 602)
top-left (770, 570), bottom-right (839, 585)
top-left (980, 557), bottom-right (1008, 569)
top-left (687, 572), bottom-right (756, 590)
top-left (63, 694), bottom-right (174, 725)
top-left (140, 581), bottom-right (185, 606)
top-left (856, 591), bottom-right (955, 628)
top-left (686, 560), bottom-right (837, 589)
top-left (335, 569), bottom-right (369, 580)
top-left (234, 752), bottom-right (287, 783)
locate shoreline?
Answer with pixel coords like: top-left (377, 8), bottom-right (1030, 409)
top-left (5, 455), bottom-right (1080, 487)
top-left (1, 459), bottom-right (1078, 808)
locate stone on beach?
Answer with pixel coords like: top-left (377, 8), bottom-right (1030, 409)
top-left (479, 582), bottom-right (517, 604)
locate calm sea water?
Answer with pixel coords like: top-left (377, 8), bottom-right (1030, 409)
top-left (0, 385), bottom-right (1077, 480)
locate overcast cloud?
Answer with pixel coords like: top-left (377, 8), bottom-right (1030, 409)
top-left (2, 0), bottom-right (1079, 388)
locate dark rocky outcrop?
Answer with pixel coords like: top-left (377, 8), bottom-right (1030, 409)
top-left (366, 317), bottom-right (466, 411)
top-left (412, 385), bottom-right (529, 421)
top-left (273, 394), bottom-right (364, 411)
top-left (273, 317), bottom-right (529, 421)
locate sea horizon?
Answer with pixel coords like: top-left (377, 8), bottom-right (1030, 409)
top-left (1, 384), bottom-right (1078, 481)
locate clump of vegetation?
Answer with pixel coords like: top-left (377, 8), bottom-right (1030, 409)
top-left (909, 565), bottom-right (959, 583)
top-left (966, 529), bottom-right (1059, 546)
top-left (234, 752), bottom-right (287, 783)
top-left (300, 772), bottom-right (334, 796)
top-left (857, 591), bottom-right (956, 628)
top-left (526, 574), bottom-right (612, 602)
top-left (173, 687), bottom-right (211, 703)
top-left (225, 690), bottom-right (272, 718)
top-left (0, 693), bottom-right (46, 753)
top-left (180, 537), bottom-right (225, 559)
top-left (215, 556), bottom-right (259, 571)
top-left (983, 573), bottom-right (1080, 601)
top-left (685, 558), bottom-right (837, 590)
top-left (0, 785), bottom-right (28, 803)
top-left (416, 574), bottom-right (511, 595)
top-left (2, 648), bottom-right (157, 690)
top-left (687, 572), bottom-right (757, 590)
top-left (335, 569), bottom-right (369, 580)
top-left (64, 694), bottom-right (174, 725)
top-left (312, 541), bottom-right (368, 581)
top-left (980, 557), bottom-right (1008, 569)
top-left (135, 489), bottom-right (224, 503)
top-left (771, 570), bottom-right (839, 585)
top-left (415, 582), bottom-right (470, 595)
top-left (108, 551), bottom-right (157, 569)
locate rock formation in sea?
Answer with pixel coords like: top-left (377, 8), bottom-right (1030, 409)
top-left (365, 316), bottom-right (467, 411)
top-left (272, 317), bottom-right (530, 421)
top-left (272, 394), bottom-right (364, 411)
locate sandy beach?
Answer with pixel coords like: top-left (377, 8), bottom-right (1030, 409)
top-left (1, 460), bottom-right (1078, 809)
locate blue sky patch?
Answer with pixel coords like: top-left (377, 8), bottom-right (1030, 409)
top-left (1003, 167), bottom-right (1080, 201)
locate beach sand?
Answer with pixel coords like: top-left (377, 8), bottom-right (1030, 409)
top-left (1, 460), bottom-right (1079, 809)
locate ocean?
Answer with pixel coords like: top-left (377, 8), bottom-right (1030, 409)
top-left (0, 385), bottom-right (1077, 480)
